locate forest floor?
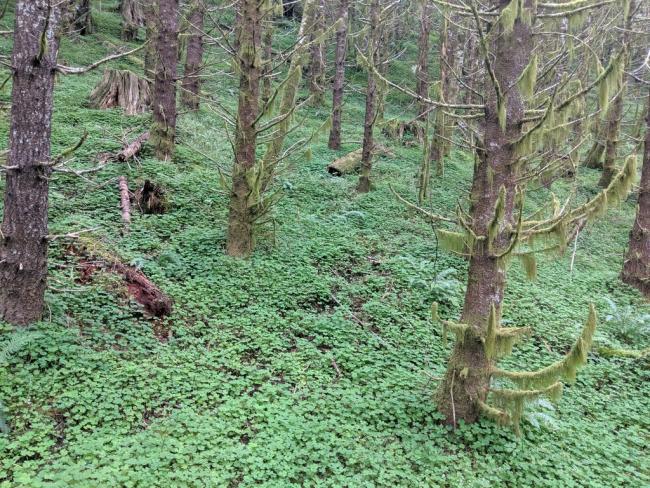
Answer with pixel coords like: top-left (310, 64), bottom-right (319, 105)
top-left (0, 3), bottom-right (648, 487)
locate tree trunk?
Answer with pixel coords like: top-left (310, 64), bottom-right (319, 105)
top-left (436, 7), bottom-right (533, 424)
top-left (151, 0), bottom-right (179, 161)
top-left (308, 0), bottom-right (326, 106)
top-left (88, 68), bottom-right (151, 115)
top-left (143, 1), bottom-right (157, 79)
top-left (621, 90), bottom-right (650, 296)
top-left (181, 0), bottom-right (206, 111)
top-left (261, 15), bottom-right (274, 106)
top-left (226, 0), bottom-right (262, 257)
top-left (598, 90), bottom-right (625, 187)
top-left (0, 1), bottom-right (68, 325)
top-left (328, 0), bottom-right (348, 150)
top-left (73, 0), bottom-right (94, 35)
top-left (356, 0), bottom-right (380, 194)
top-left (121, 0), bottom-right (143, 41)
top-left (415, 0), bottom-right (432, 119)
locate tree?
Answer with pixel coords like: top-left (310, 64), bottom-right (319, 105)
top-left (308, 0), bottom-right (326, 106)
top-left (621, 89), bottom-right (650, 295)
top-left (181, 0), bottom-right (206, 110)
top-left (328, 0), bottom-right (349, 150)
top-left (372, 0), bottom-right (636, 427)
top-left (414, 0), bottom-right (432, 120)
top-left (121, 0), bottom-right (144, 41)
top-left (0, 1), bottom-right (71, 325)
top-left (356, 0), bottom-right (381, 194)
top-left (73, 0), bottom-right (94, 35)
top-left (151, 0), bottom-right (180, 161)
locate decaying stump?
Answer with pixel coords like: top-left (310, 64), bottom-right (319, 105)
top-left (120, 0), bottom-right (144, 41)
top-left (135, 180), bottom-right (169, 214)
top-left (327, 144), bottom-right (392, 176)
top-left (381, 119), bottom-right (425, 145)
top-left (89, 69), bottom-right (151, 115)
top-left (72, 238), bottom-right (173, 317)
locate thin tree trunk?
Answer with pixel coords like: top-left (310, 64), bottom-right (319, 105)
top-left (415, 0), bottom-right (432, 119)
top-left (226, 0), bottom-right (262, 257)
top-left (328, 0), bottom-right (348, 150)
top-left (436, 8), bottom-right (533, 424)
top-left (621, 90), bottom-right (650, 295)
top-left (181, 0), bottom-right (205, 110)
top-left (261, 15), bottom-right (274, 106)
top-left (0, 1), bottom-right (68, 325)
top-left (308, 0), bottom-right (326, 106)
top-left (143, 1), bottom-right (157, 79)
top-left (356, 0), bottom-right (380, 194)
top-left (151, 0), bottom-right (179, 161)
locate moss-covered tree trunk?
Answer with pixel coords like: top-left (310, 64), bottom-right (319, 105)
top-left (328, 0), bottom-right (348, 150)
top-left (356, 0), bottom-right (380, 194)
top-left (308, 0), bottom-right (326, 106)
top-left (415, 0), bottom-right (432, 119)
top-left (0, 1), bottom-right (68, 325)
top-left (226, 0), bottom-right (262, 257)
top-left (181, 0), bottom-right (205, 111)
top-left (436, 4), bottom-right (532, 425)
top-left (143, 1), bottom-right (157, 79)
top-left (598, 90), bottom-right (625, 187)
top-left (151, 0), bottom-right (179, 161)
top-left (260, 13), bottom-right (274, 106)
top-left (621, 90), bottom-right (650, 295)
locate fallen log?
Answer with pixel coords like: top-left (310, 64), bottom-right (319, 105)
top-left (118, 176), bottom-right (131, 225)
top-left (117, 131), bottom-right (149, 162)
top-left (326, 144), bottom-right (392, 176)
top-left (71, 238), bottom-right (173, 318)
top-left (89, 68), bottom-right (151, 115)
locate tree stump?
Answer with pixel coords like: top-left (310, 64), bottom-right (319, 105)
top-left (88, 69), bottom-right (151, 115)
top-left (135, 180), bottom-right (169, 214)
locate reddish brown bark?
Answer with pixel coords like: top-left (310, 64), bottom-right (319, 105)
top-left (0, 1), bottom-right (69, 325)
top-left (151, 0), bottom-right (180, 161)
top-left (436, 10), bottom-right (533, 424)
top-left (226, 0), bottom-right (262, 257)
top-left (181, 0), bottom-right (206, 111)
top-left (415, 0), bottom-right (432, 119)
top-left (621, 90), bottom-right (650, 296)
top-left (356, 0), bottom-right (380, 194)
top-left (328, 0), bottom-right (348, 150)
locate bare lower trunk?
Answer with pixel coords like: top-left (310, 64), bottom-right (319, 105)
top-left (621, 90), bottom-right (650, 296)
top-left (181, 0), bottom-right (205, 110)
top-left (151, 0), bottom-right (179, 161)
top-left (415, 0), bottom-right (432, 119)
top-left (436, 10), bottom-right (532, 424)
top-left (0, 1), bottom-right (67, 325)
top-left (226, 0), bottom-right (261, 257)
top-left (73, 0), bottom-right (94, 35)
top-left (356, 0), bottom-right (380, 194)
top-left (328, 0), bottom-right (348, 150)
top-left (143, 2), bottom-right (157, 79)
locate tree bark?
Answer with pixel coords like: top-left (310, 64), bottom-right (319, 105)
top-left (261, 14), bottom-right (274, 106)
top-left (151, 0), bottom-right (179, 161)
top-left (73, 0), bottom-right (94, 35)
top-left (143, 1), bottom-right (157, 79)
top-left (181, 0), bottom-right (206, 111)
top-left (598, 90), bottom-right (625, 187)
top-left (119, 176), bottom-right (132, 226)
top-left (356, 0), bottom-right (380, 194)
top-left (121, 0), bottom-right (143, 41)
top-left (415, 0), bottom-right (432, 119)
top-left (436, 7), bottom-right (533, 424)
top-left (328, 0), bottom-right (348, 150)
top-left (226, 0), bottom-right (262, 257)
top-left (0, 1), bottom-right (68, 325)
top-left (621, 90), bottom-right (650, 296)
top-left (308, 0), bottom-right (326, 106)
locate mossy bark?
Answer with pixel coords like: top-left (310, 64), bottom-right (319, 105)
top-left (415, 0), bottom-right (432, 120)
top-left (356, 0), bottom-right (380, 194)
top-left (328, 0), bottom-right (349, 150)
top-left (0, 1), bottom-right (68, 325)
top-left (598, 89), bottom-right (625, 188)
top-left (151, 0), bottom-right (179, 161)
top-left (226, 0), bottom-right (262, 258)
top-left (181, 0), bottom-right (206, 111)
top-left (308, 0), bottom-right (326, 106)
top-left (436, 5), bottom-right (532, 425)
top-left (621, 90), bottom-right (650, 296)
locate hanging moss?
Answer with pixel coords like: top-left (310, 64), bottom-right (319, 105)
top-left (498, 97), bottom-right (507, 132)
top-left (484, 304), bottom-right (498, 359)
top-left (492, 304), bottom-right (597, 389)
top-left (436, 229), bottom-right (473, 256)
top-left (490, 382), bottom-right (563, 426)
top-left (518, 252), bottom-right (537, 280)
top-left (498, 0), bottom-right (520, 35)
top-left (488, 186), bottom-right (507, 250)
top-left (517, 55), bottom-right (538, 100)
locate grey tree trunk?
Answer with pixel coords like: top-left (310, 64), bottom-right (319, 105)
top-left (181, 0), bottom-right (206, 111)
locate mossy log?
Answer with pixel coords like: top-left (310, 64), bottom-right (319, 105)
top-left (88, 69), bottom-right (151, 116)
top-left (327, 144), bottom-right (391, 176)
